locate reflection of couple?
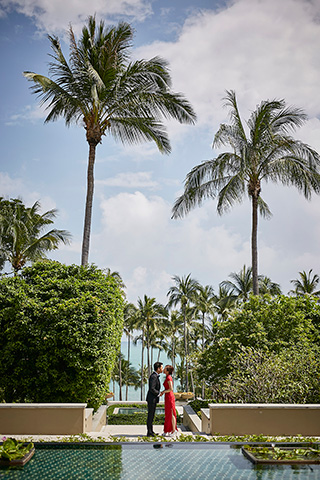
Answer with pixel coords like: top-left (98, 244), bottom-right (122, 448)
top-left (146, 361), bottom-right (178, 437)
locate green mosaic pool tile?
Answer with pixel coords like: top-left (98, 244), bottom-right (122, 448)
top-left (0, 445), bottom-right (319, 480)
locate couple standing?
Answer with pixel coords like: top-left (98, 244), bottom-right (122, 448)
top-left (146, 361), bottom-right (178, 437)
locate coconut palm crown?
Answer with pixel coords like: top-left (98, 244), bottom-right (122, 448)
top-left (172, 90), bottom-right (320, 294)
top-left (24, 16), bottom-right (196, 265)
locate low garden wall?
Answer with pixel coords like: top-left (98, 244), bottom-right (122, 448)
top-left (0, 403), bottom-right (89, 435)
top-left (183, 404), bottom-right (201, 433)
top-left (209, 403), bottom-right (320, 436)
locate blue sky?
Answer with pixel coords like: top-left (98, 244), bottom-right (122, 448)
top-left (1, 0), bottom-right (320, 303)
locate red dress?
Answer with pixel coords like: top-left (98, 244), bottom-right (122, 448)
top-left (163, 374), bottom-right (177, 433)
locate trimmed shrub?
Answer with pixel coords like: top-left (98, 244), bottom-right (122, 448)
top-left (0, 261), bottom-right (124, 410)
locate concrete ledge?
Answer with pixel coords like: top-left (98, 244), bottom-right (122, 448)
top-left (0, 403), bottom-right (87, 435)
top-left (201, 408), bottom-right (210, 434)
top-left (91, 405), bottom-right (107, 433)
top-left (85, 408), bottom-right (93, 433)
top-left (183, 404), bottom-right (201, 433)
top-left (209, 404), bottom-right (320, 436)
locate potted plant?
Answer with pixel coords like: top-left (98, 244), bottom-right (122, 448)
top-left (0, 437), bottom-right (35, 466)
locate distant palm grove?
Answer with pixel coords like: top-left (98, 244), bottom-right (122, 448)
top-left (0, 15), bottom-right (319, 408)
top-left (115, 268), bottom-right (320, 403)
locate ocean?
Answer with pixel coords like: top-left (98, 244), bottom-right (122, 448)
top-left (109, 340), bottom-right (181, 401)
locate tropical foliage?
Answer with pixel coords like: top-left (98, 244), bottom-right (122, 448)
top-left (198, 294), bottom-right (320, 394)
top-left (172, 91), bottom-right (320, 294)
top-left (290, 269), bottom-right (320, 297)
top-left (24, 16), bottom-right (196, 266)
top-left (221, 344), bottom-right (320, 403)
top-left (0, 261), bottom-right (124, 410)
top-left (0, 198), bottom-right (70, 274)
top-left (167, 274), bottom-right (200, 391)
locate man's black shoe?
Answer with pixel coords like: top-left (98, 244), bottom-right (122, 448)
top-left (147, 432), bottom-right (156, 437)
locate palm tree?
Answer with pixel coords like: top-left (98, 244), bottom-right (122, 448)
top-left (133, 328), bottom-right (146, 401)
top-left (258, 275), bottom-right (282, 296)
top-left (24, 17), bottom-right (196, 266)
top-left (194, 284), bottom-right (215, 397)
top-left (105, 268), bottom-right (126, 290)
top-left (167, 274), bottom-right (200, 391)
top-left (290, 269), bottom-right (320, 296)
top-left (136, 295), bottom-right (167, 378)
top-left (112, 355), bottom-right (139, 400)
top-left (214, 285), bottom-right (237, 320)
top-left (220, 265), bottom-right (253, 301)
top-left (123, 302), bottom-right (138, 400)
top-left (166, 310), bottom-right (183, 377)
top-left (0, 198), bottom-right (71, 274)
top-left (172, 90), bottom-right (320, 294)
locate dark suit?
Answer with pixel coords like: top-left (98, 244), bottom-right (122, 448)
top-left (146, 371), bottom-right (160, 435)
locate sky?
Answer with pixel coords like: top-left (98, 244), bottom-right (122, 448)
top-left (1, 0), bottom-right (320, 304)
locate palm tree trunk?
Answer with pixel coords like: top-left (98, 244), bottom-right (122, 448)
top-left (183, 305), bottom-right (188, 392)
top-left (251, 195), bottom-right (259, 295)
top-left (119, 352), bottom-right (122, 401)
top-left (81, 142), bottom-right (96, 266)
top-left (202, 312), bottom-right (205, 399)
top-left (126, 334), bottom-right (131, 401)
top-left (140, 330), bottom-right (145, 401)
top-left (186, 326), bottom-right (190, 392)
top-left (147, 327), bottom-right (151, 378)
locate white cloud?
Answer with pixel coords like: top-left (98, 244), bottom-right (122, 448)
top-left (135, 0), bottom-right (320, 133)
top-left (90, 181), bottom-right (320, 302)
top-left (0, 172), bottom-right (56, 212)
top-left (0, 0), bottom-right (152, 34)
top-left (5, 104), bottom-right (46, 126)
top-left (96, 171), bottom-right (158, 189)
top-left (93, 191), bottom-right (252, 302)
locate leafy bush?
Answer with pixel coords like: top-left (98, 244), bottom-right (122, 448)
top-left (199, 295), bottom-right (320, 385)
top-left (188, 399), bottom-right (213, 417)
top-left (0, 261), bottom-right (124, 410)
top-left (221, 344), bottom-right (320, 403)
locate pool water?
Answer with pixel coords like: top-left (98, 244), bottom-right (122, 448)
top-left (117, 407), bottom-right (165, 414)
top-left (1, 443), bottom-right (319, 480)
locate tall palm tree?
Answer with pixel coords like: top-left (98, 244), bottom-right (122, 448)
top-left (172, 90), bottom-right (320, 294)
top-left (166, 310), bottom-right (183, 377)
top-left (214, 285), bottom-right (237, 320)
top-left (194, 285), bottom-right (215, 350)
top-left (123, 302), bottom-right (138, 400)
top-left (24, 17), bottom-right (196, 266)
top-left (220, 265), bottom-right (253, 301)
top-left (290, 269), bottom-right (320, 296)
top-left (0, 198), bottom-right (71, 274)
top-left (136, 295), bottom-right (167, 379)
top-left (258, 275), bottom-right (282, 296)
top-left (133, 328), bottom-right (146, 401)
top-left (194, 284), bottom-right (215, 397)
top-left (167, 274), bottom-right (200, 391)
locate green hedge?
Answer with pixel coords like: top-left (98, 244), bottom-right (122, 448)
top-left (188, 399), bottom-right (212, 418)
top-left (0, 261), bottom-right (124, 410)
top-left (108, 413), bottom-right (168, 425)
top-left (107, 404), bottom-right (181, 425)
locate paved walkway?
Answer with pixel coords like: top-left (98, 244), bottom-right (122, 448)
top-left (3, 424), bottom-right (192, 443)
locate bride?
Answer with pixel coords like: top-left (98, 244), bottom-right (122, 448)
top-left (161, 365), bottom-right (178, 436)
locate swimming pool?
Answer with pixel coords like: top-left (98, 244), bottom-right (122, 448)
top-left (1, 443), bottom-right (319, 479)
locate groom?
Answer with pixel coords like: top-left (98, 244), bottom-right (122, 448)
top-left (146, 361), bottom-right (163, 436)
